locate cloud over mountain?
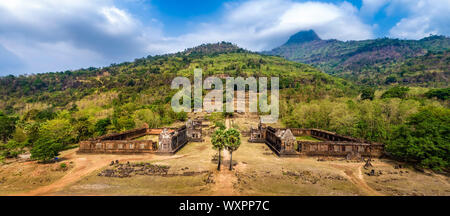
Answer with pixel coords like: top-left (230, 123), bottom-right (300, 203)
top-left (0, 0), bottom-right (448, 75)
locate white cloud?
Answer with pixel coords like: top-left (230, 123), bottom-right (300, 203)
top-left (4, 0), bottom-right (448, 75)
top-left (0, 0), bottom-right (162, 75)
top-left (360, 0), bottom-right (390, 17)
top-left (169, 0), bottom-right (374, 52)
top-left (387, 0), bottom-right (450, 39)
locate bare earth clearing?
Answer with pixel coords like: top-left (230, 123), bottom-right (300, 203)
top-left (1, 116), bottom-right (449, 196)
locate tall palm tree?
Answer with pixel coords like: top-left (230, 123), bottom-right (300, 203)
top-left (224, 128), bottom-right (241, 171)
top-left (211, 128), bottom-right (226, 170)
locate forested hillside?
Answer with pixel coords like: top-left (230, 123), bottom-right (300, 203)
top-left (265, 30), bottom-right (450, 87)
top-left (0, 42), bottom-right (352, 113)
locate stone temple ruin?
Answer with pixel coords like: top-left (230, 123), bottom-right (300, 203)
top-left (78, 116), bottom-right (383, 159)
top-left (249, 122), bottom-right (384, 158)
top-left (186, 119), bottom-right (204, 142)
top-left (78, 119), bottom-right (203, 155)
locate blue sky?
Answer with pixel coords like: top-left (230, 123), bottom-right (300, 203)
top-left (0, 0), bottom-right (449, 75)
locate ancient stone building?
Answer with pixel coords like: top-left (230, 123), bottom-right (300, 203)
top-left (276, 129), bottom-right (296, 152)
top-left (158, 128), bottom-right (173, 152)
top-left (78, 126), bottom-right (158, 154)
top-left (248, 124), bottom-right (384, 157)
top-left (186, 119), bottom-right (203, 142)
top-left (290, 129), bottom-right (384, 157)
top-left (249, 122), bottom-right (267, 143)
top-left (78, 119), bottom-right (192, 154)
top-left (265, 127), bottom-right (297, 155)
top-left (158, 126), bottom-right (188, 153)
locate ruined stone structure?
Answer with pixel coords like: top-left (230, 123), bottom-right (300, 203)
top-left (78, 120), bottom-right (192, 154)
top-left (248, 123), bottom-right (384, 157)
top-left (158, 126), bottom-right (188, 154)
top-left (265, 127), bottom-right (297, 155)
top-left (249, 122), bottom-right (267, 143)
top-left (78, 127), bottom-right (158, 154)
top-left (78, 140), bottom-right (157, 154)
top-left (186, 119), bottom-right (203, 142)
top-left (291, 128), bottom-right (384, 157)
top-left (298, 141), bottom-right (383, 157)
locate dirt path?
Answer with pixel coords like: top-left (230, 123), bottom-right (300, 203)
top-left (210, 149), bottom-right (236, 195)
top-left (209, 118), bottom-right (238, 195)
top-left (331, 164), bottom-right (384, 196)
top-left (225, 118), bottom-right (231, 129)
top-left (18, 151), bottom-right (152, 196)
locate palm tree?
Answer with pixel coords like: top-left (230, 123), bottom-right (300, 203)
top-left (211, 128), bottom-right (226, 170)
top-left (224, 128), bottom-right (241, 171)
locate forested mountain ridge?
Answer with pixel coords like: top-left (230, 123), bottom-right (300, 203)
top-left (264, 30), bottom-right (450, 87)
top-left (0, 42), bottom-right (354, 114)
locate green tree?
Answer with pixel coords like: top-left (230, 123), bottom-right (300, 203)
top-left (73, 117), bottom-right (94, 142)
top-left (214, 121), bottom-right (226, 130)
top-left (133, 109), bottom-right (161, 128)
top-left (425, 88), bottom-right (449, 100)
top-left (114, 116), bottom-right (136, 131)
top-left (224, 128), bottom-right (241, 171)
top-left (94, 118), bottom-right (111, 136)
top-left (30, 138), bottom-right (64, 162)
top-left (39, 118), bottom-right (76, 146)
top-left (0, 112), bottom-right (16, 142)
top-left (211, 129), bottom-right (226, 171)
top-left (360, 87), bottom-right (375, 100)
top-left (386, 106), bottom-right (450, 171)
top-left (381, 86), bottom-right (409, 99)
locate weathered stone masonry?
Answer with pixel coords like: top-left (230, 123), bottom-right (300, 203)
top-left (78, 127), bottom-right (158, 154)
top-left (158, 126), bottom-right (188, 154)
top-left (186, 119), bottom-right (203, 142)
top-left (78, 119), bottom-right (203, 154)
top-left (265, 127), bottom-right (296, 155)
top-left (249, 123), bottom-right (384, 157)
top-left (292, 128), bottom-right (384, 157)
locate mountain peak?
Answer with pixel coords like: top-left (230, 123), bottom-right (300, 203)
top-left (285, 30), bottom-right (321, 45)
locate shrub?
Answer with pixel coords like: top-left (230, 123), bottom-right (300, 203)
top-left (0, 140), bottom-right (25, 158)
top-left (0, 111), bottom-right (16, 142)
top-left (360, 87), bottom-right (375, 100)
top-left (214, 121), bottom-right (226, 130)
top-left (381, 86), bottom-right (409, 99)
top-left (425, 88), bottom-right (449, 100)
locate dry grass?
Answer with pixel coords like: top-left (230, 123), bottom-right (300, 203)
top-left (55, 139), bottom-right (217, 196)
top-left (0, 159), bottom-right (73, 195)
top-left (363, 161), bottom-right (450, 196)
top-left (231, 141), bottom-right (362, 195)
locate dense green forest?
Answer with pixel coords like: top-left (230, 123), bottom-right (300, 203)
top-left (265, 30), bottom-right (450, 87)
top-left (0, 42), bottom-right (448, 170)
